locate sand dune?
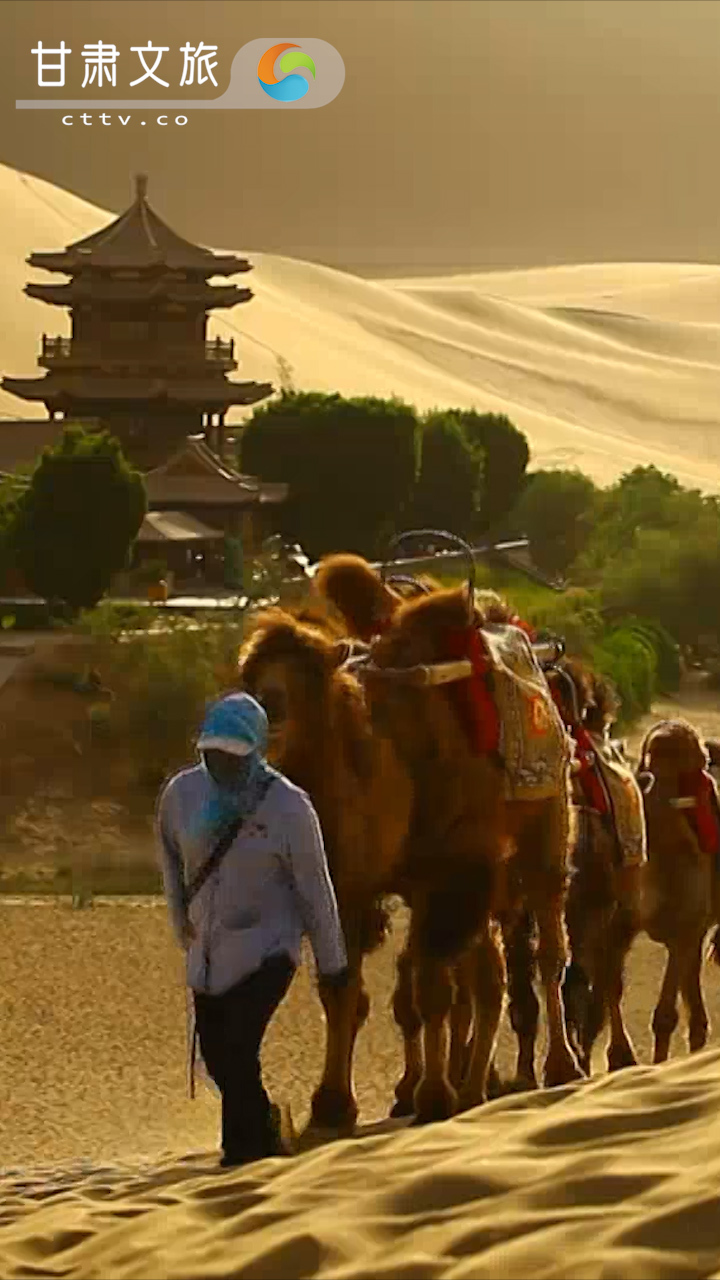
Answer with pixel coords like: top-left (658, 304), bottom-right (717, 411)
top-left (4, 1032), bottom-right (720, 1279)
top-left (2, 165), bottom-right (720, 489)
top-left (4, 890), bottom-right (720, 1280)
top-left (1, 686), bottom-right (720, 1275)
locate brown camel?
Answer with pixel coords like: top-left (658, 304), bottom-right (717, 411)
top-left (636, 719), bottom-right (720, 1062)
top-left (541, 658), bottom-right (645, 1075)
top-left (239, 601), bottom-right (510, 1126)
top-left (314, 558), bottom-right (583, 1108)
top-left (237, 606), bottom-right (414, 1133)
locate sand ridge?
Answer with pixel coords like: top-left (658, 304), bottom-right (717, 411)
top-left (4, 1054), bottom-right (720, 1278)
top-left (3, 165), bottom-right (720, 490)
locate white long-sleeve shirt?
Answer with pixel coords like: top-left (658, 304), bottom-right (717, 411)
top-left (155, 765), bottom-right (348, 995)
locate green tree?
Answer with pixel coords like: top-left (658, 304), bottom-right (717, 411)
top-left (238, 391), bottom-right (418, 559)
top-left (456, 410), bottom-right (529, 534)
top-left (12, 426), bottom-right (147, 612)
top-left (598, 524), bottom-right (720, 654)
top-left (510, 468), bottom-right (598, 579)
top-left (576, 465), bottom-right (710, 578)
top-left (408, 412), bottom-right (482, 537)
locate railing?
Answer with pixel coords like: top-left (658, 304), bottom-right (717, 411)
top-left (40, 335), bottom-right (236, 364)
top-left (41, 335), bottom-right (72, 360)
top-left (205, 338), bottom-right (235, 362)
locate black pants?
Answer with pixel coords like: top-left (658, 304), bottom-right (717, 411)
top-left (193, 953), bottom-right (295, 1163)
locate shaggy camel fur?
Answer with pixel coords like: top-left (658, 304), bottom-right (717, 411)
top-left (636, 720), bottom-right (720, 1063)
top-left (237, 607), bottom-right (414, 1133)
top-left (314, 558), bottom-right (582, 1112)
top-left (542, 660), bottom-right (644, 1075)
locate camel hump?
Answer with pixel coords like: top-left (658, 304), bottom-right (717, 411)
top-left (313, 554), bottom-right (396, 640)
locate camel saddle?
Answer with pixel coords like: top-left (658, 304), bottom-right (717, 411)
top-left (583, 734), bottom-right (648, 868)
top-left (477, 623), bottom-right (572, 802)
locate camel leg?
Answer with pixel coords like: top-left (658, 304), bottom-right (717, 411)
top-left (503, 910), bottom-right (540, 1089)
top-left (534, 889), bottom-right (585, 1087)
top-left (458, 924), bottom-right (506, 1110)
top-left (390, 945), bottom-right (423, 1118)
top-left (563, 861), bottom-right (598, 1073)
top-left (573, 903), bottom-right (637, 1074)
top-left (563, 959), bottom-right (592, 1072)
top-left (518, 801), bottom-right (584, 1088)
top-left (310, 915), bottom-right (369, 1133)
top-left (652, 947), bottom-right (680, 1063)
top-left (575, 904), bottom-right (638, 1074)
top-left (410, 873), bottom-right (498, 1125)
top-left (603, 908), bottom-right (639, 1071)
top-left (411, 955), bottom-right (457, 1124)
top-left (680, 933), bottom-right (709, 1055)
top-left (448, 954), bottom-right (474, 1091)
top-left (310, 971), bottom-right (369, 1133)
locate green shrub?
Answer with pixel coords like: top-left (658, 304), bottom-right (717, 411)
top-left (100, 619), bottom-right (244, 789)
top-left (590, 625), bottom-right (659, 726)
top-left (620, 617), bottom-right (681, 694)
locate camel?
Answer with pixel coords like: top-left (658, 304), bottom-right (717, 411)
top-left (237, 605), bottom-right (507, 1128)
top-left (635, 719), bottom-right (720, 1062)
top-left (539, 658), bottom-right (645, 1075)
top-left (237, 607), bottom-right (411, 1133)
top-left (314, 557), bottom-right (583, 1108)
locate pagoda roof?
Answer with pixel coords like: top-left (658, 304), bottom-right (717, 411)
top-left (145, 438), bottom-right (287, 507)
top-left (27, 175), bottom-right (252, 277)
top-left (25, 281), bottom-right (252, 309)
top-left (1, 374), bottom-right (272, 408)
top-left (137, 510), bottom-right (225, 543)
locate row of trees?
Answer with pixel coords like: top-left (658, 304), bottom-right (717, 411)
top-left (2, 398), bottom-right (719, 676)
top-left (510, 464), bottom-right (720, 658)
top-left (239, 392), bottom-right (530, 559)
top-left (0, 397), bottom-right (531, 612)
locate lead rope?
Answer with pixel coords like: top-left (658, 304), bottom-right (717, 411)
top-left (187, 988), bottom-right (199, 1100)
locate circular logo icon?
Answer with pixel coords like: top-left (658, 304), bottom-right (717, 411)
top-left (257, 42), bottom-right (316, 102)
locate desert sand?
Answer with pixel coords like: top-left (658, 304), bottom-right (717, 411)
top-left (1, 688), bottom-right (720, 1278)
top-left (4, 898), bottom-right (720, 1279)
top-left (3, 164), bottom-right (720, 490)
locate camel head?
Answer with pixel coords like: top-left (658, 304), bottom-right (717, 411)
top-left (637, 719), bottom-right (709, 796)
top-left (584, 670), bottom-right (620, 737)
top-left (237, 607), bottom-right (358, 773)
top-left (355, 585), bottom-right (485, 764)
top-left (544, 658), bottom-right (618, 739)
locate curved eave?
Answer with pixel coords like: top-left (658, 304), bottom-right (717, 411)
top-left (0, 375), bottom-right (273, 406)
top-left (24, 282), bottom-right (253, 308)
top-left (169, 382), bottom-right (273, 405)
top-left (27, 252), bottom-right (252, 276)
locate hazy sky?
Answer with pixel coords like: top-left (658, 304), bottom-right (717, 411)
top-left (2, 0), bottom-right (720, 271)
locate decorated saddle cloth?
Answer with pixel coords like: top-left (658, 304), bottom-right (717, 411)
top-left (586, 734), bottom-right (647, 868)
top-left (480, 623), bottom-right (572, 802)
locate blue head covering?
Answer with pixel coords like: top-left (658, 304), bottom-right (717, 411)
top-left (197, 692), bottom-right (269, 758)
top-left (193, 693), bottom-right (278, 842)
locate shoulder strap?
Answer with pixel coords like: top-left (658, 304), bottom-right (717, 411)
top-left (186, 775), bottom-right (276, 905)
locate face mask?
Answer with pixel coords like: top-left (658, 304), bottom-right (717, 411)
top-left (202, 750), bottom-right (257, 790)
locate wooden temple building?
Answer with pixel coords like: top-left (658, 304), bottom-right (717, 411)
top-left (1, 175), bottom-right (286, 589)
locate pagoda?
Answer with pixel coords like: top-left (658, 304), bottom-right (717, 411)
top-left (2, 175), bottom-right (273, 468)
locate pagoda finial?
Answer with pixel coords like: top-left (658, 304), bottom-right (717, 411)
top-left (135, 172), bottom-right (148, 202)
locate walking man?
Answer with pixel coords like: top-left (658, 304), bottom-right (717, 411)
top-left (156, 691), bottom-right (348, 1168)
